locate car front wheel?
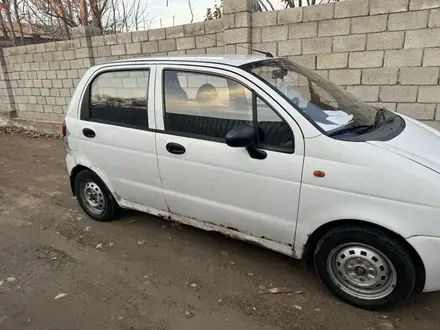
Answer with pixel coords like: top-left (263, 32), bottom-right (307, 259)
top-left (314, 225), bottom-right (416, 310)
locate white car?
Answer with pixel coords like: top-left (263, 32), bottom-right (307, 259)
top-left (63, 55), bottom-right (440, 310)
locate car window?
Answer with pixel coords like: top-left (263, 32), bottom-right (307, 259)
top-left (90, 70), bottom-right (149, 128)
top-left (163, 70), bottom-right (294, 152)
top-left (256, 97), bottom-right (294, 152)
top-left (163, 70), bottom-right (253, 140)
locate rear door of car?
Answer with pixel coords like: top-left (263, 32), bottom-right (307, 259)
top-left (154, 63), bottom-right (305, 246)
top-left (78, 64), bottom-right (167, 211)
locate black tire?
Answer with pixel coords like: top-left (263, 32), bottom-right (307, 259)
top-left (314, 225), bottom-right (416, 310)
top-left (74, 169), bottom-right (118, 221)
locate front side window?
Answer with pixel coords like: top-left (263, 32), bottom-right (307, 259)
top-left (163, 70), bottom-right (294, 152)
top-left (242, 59), bottom-right (384, 137)
top-left (90, 70), bottom-right (149, 128)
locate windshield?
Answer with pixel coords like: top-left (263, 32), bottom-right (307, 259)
top-left (241, 59), bottom-right (379, 134)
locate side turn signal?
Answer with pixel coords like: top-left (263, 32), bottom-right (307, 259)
top-left (313, 170), bottom-right (326, 178)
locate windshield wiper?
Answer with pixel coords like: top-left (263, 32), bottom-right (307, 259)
top-left (329, 108), bottom-right (393, 137)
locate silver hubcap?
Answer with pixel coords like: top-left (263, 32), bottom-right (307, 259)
top-left (81, 181), bottom-right (105, 215)
top-left (327, 243), bottom-right (397, 300)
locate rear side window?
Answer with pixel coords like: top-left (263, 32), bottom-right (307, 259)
top-left (89, 70), bottom-right (149, 128)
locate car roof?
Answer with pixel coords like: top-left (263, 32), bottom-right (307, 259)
top-left (108, 55), bottom-right (274, 67)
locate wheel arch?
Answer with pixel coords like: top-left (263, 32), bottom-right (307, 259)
top-left (301, 219), bottom-right (426, 293)
top-left (69, 164), bottom-right (118, 203)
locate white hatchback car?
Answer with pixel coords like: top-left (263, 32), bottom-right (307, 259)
top-left (64, 55), bottom-right (440, 310)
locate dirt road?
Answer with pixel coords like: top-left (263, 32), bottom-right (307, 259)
top-left (0, 132), bottom-right (439, 330)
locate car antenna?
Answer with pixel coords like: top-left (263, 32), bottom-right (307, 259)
top-left (199, 34), bottom-right (274, 58)
top-left (251, 49), bottom-right (274, 58)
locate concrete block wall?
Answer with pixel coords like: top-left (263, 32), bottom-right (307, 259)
top-left (250, 0), bottom-right (440, 124)
top-left (0, 0), bottom-right (439, 126)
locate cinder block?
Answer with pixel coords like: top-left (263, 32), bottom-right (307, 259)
top-left (104, 34), bottom-right (118, 45)
top-left (423, 48), bottom-right (440, 66)
top-left (380, 86), bottom-right (418, 102)
top-left (388, 11), bottom-right (429, 30)
top-left (397, 103), bottom-right (436, 120)
top-left (370, 0), bottom-right (409, 14)
top-left (158, 39), bottom-right (176, 52)
top-left (384, 49), bottom-right (423, 67)
top-left (346, 86), bottom-right (380, 102)
top-left (278, 39), bottom-right (301, 56)
top-left (184, 22), bottom-right (205, 36)
top-left (418, 86), bottom-right (440, 102)
top-left (288, 22), bottom-right (317, 39)
top-left (33, 53), bottom-right (43, 62)
top-left (329, 69), bottom-right (361, 85)
top-left (303, 2), bottom-right (334, 21)
top-left (42, 80), bottom-right (52, 88)
top-left (302, 37), bottom-right (332, 54)
top-left (278, 7), bottom-right (303, 24)
top-left (333, 34), bottom-right (366, 52)
top-left (60, 60), bottom-right (71, 70)
top-left (235, 12), bottom-right (251, 28)
top-left (317, 53), bottom-right (348, 69)
top-left (56, 71), bottom-right (67, 79)
top-left (410, 0), bottom-right (440, 10)
top-left (126, 42), bottom-right (141, 55)
top-left (261, 25), bottom-right (288, 42)
top-left (405, 28), bottom-right (440, 48)
top-left (67, 70), bottom-right (79, 79)
top-left (177, 37), bottom-right (196, 50)
top-left (110, 44), bottom-right (126, 56)
top-left (117, 32), bottom-right (132, 44)
top-left (70, 59), bottom-right (84, 69)
top-left (367, 31), bottom-right (405, 50)
top-left (75, 48), bottom-right (90, 58)
top-left (225, 28), bottom-right (251, 43)
top-left (351, 15), bottom-right (388, 34)
top-left (362, 68), bottom-right (398, 85)
top-left (429, 8), bottom-right (440, 27)
top-left (91, 35), bottom-right (105, 47)
top-left (52, 80), bottom-right (62, 88)
top-left (335, 0), bottom-right (369, 18)
top-left (141, 41), bottom-right (158, 54)
top-left (251, 11), bottom-right (276, 27)
top-left (318, 19), bottom-right (350, 37)
top-left (196, 35), bottom-right (216, 48)
top-left (131, 30), bottom-right (149, 42)
top-left (399, 67), bottom-right (439, 85)
top-left (205, 19), bottom-right (224, 34)
top-left (63, 50), bottom-right (75, 60)
top-left (223, 0), bottom-right (252, 14)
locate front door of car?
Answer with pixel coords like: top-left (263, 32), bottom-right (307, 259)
top-left (78, 65), bottom-right (167, 211)
top-left (154, 64), bottom-right (304, 245)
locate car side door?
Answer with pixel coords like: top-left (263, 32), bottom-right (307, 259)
top-left (78, 64), bottom-right (167, 211)
top-left (154, 64), bottom-right (305, 246)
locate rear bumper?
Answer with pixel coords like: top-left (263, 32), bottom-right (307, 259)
top-left (407, 236), bottom-right (440, 292)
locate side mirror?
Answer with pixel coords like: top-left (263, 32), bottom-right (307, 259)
top-left (225, 124), bottom-right (255, 148)
top-left (225, 125), bottom-right (267, 160)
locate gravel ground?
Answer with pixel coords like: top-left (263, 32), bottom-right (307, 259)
top-left (0, 131), bottom-right (439, 330)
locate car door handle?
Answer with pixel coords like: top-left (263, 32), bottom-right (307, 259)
top-left (82, 128), bottom-right (96, 138)
top-left (166, 142), bottom-right (186, 155)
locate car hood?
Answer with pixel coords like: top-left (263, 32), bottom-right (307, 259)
top-left (368, 115), bottom-right (440, 174)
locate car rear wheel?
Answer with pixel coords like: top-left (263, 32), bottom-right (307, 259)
top-left (314, 225), bottom-right (416, 310)
top-left (74, 169), bottom-right (117, 221)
